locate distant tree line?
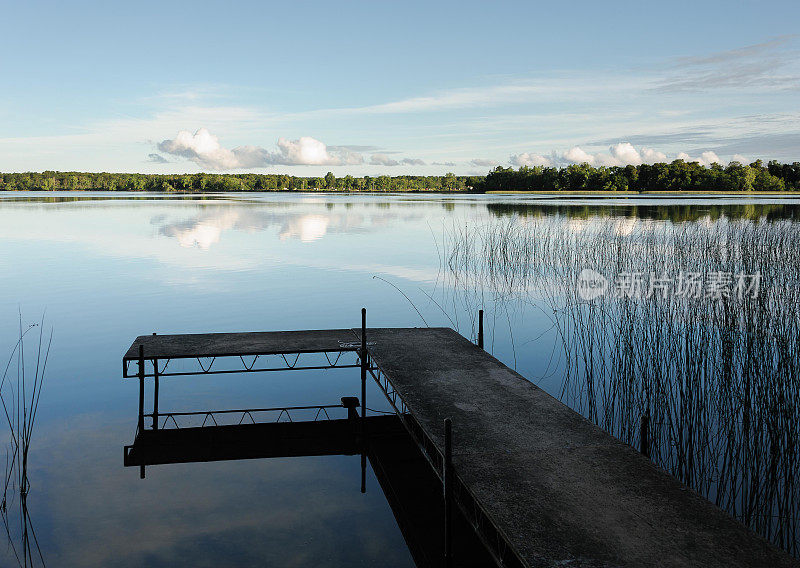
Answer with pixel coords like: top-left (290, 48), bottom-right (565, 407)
top-left (1, 160), bottom-right (799, 193)
top-left (478, 160), bottom-right (800, 192)
top-left (0, 171), bottom-right (481, 192)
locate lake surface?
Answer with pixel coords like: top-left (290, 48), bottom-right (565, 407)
top-left (1, 191), bottom-right (798, 566)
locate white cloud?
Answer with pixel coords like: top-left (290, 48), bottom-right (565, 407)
top-left (510, 153), bottom-right (553, 167)
top-left (471, 158), bottom-right (498, 167)
top-left (365, 155), bottom-right (426, 167)
top-left (276, 136), bottom-right (362, 165)
top-left (285, 75), bottom-right (646, 120)
top-left (559, 143), bottom-right (671, 167)
top-left (676, 150), bottom-right (724, 166)
top-left (146, 153), bottom-right (169, 164)
top-left (593, 153), bottom-right (620, 167)
top-left (562, 143), bottom-right (644, 166)
top-left (369, 154), bottom-right (399, 166)
top-left (656, 37), bottom-right (800, 92)
top-left (563, 146), bottom-right (598, 165)
top-left (157, 128), bottom-right (364, 169)
top-left (363, 84), bottom-right (549, 113)
top-left (641, 147), bottom-right (667, 162)
top-left (609, 142), bottom-right (643, 166)
top-left (158, 128), bottom-right (241, 169)
top-left (701, 151), bottom-right (724, 166)
top-left (318, 84), bottom-right (565, 115)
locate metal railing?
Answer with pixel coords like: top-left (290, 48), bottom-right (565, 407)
top-left (141, 404), bottom-right (350, 431)
top-left (124, 350), bottom-right (361, 378)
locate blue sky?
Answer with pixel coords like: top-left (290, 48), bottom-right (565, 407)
top-left (1, 0), bottom-right (798, 175)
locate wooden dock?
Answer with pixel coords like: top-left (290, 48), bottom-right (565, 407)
top-left (123, 325), bottom-right (798, 568)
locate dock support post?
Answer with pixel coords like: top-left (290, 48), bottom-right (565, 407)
top-left (137, 345), bottom-right (145, 435)
top-left (152, 333), bottom-right (159, 430)
top-left (361, 308), bottom-right (367, 422)
top-left (478, 309), bottom-right (484, 350)
top-left (360, 307), bottom-right (367, 494)
top-left (640, 412), bottom-right (650, 458)
top-left (443, 418), bottom-right (453, 568)
top-left (152, 360), bottom-right (159, 430)
top-left (138, 344), bottom-right (146, 479)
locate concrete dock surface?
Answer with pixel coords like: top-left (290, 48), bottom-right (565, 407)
top-left (359, 327), bottom-right (796, 568)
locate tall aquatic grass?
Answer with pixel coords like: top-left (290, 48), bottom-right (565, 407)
top-left (445, 214), bottom-right (800, 557)
top-left (0, 315), bottom-right (50, 567)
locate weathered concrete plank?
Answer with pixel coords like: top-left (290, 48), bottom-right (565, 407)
top-left (359, 327), bottom-right (797, 568)
top-left (123, 329), bottom-right (358, 362)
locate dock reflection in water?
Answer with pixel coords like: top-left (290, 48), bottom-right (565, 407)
top-left (122, 342), bottom-right (493, 568)
top-left (124, 411), bottom-right (491, 568)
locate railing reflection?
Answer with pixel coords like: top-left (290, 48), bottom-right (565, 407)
top-left (123, 399), bottom-right (494, 568)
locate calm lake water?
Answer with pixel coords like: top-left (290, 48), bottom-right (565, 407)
top-left (1, 191), bottom-right (798, 566)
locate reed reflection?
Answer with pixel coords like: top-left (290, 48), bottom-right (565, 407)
top-left (1, 317), bottom-right (50, 568)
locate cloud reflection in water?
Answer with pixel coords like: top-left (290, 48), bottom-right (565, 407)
top-left (155, 204), bottom-right (426, 248)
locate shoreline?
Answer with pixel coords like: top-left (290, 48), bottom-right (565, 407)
top-left (3, 188), bottom-right (800, 198)
top-left (485, 190), bottom-right (800, 197)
